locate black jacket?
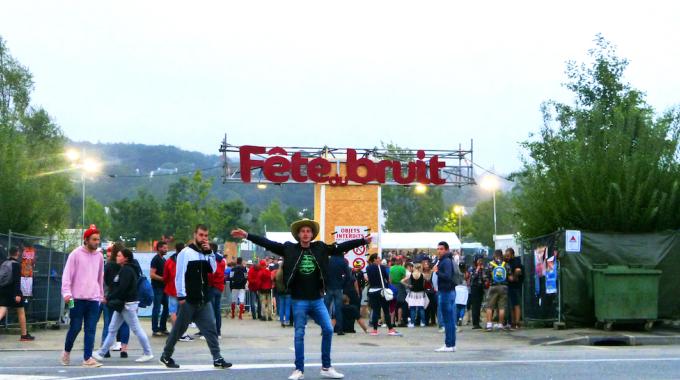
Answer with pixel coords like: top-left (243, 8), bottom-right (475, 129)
top-left (104, 262), bottom-right (121, 296)
top-left (247, 234), bottom-right (367, 293)
top-left (107, 261), bottom-right (140, 309)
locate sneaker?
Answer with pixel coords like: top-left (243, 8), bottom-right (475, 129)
top-left (369, 330), bottom-right (379, 336)
top-left (485, 323), bottom-right (493, 332)
top-left (320, 367), bottom-right (345, 379)
top-left (472, 325), bottom-right (482, 330)
top-left (104, 352), bottom-right (111, 358)
top-left (153, 332), bottom-right (164, 337)
top-left (387, 329), bottom-right (402, 336)
top-left (120, 351), bottom-right (128, 358)
top-left (111, 341), bottom-right (122, 351)
top-left (60, 351), bottom-right (70, 366)
top-left (420, 323), bottom-right (426, 327)
top-left (438, 327), bottom-right (445, 333)
top-left (493, 323), bottom-right (502, 330)
top-left (189, 322), bottom-right (198, 329)
top-left (19, 333), bottom-right (35, 341)
top-left (200, 335), bottom-right (206, 340)
top-left (91, 352), bottom-right (104, 361)
top-left (288, 369), bottom-right (305, 380)
top-left (434, 345), bottom-right (456, 352)
top-left (179, 334), bottom-right (194, 342)
top-left (160, 330), bottom-right (170, 336)
top-left (82, 358), bottom-right (103, 368)
top-left (213, 357), bottom-right (233, 369)
top-left (160, 355), bottom-right (180, 368)
top-left (503, 324), bottom-right (511, 331)
top-left (457, 319), bottom-right (462, 327)
top-left (136, 354), bottom-right (154, 363)
top-left (407, 323), bottom-right (415, 328)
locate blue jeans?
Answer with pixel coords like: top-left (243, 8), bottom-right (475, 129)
top-left (324, 289), bottom-right (344, 332)
top-left (439, 291), bottom-right (457, 348)
top-left (152, 287), bottom-right (168, 333)
top-left (457, 303), bottom-right (466, 321)
top-left (410, 306), bottom-right (425, 325)
top-left (210, 287), bottom-right (223, 335)
top-left (101, 303), bottom-right (129, 351)
top-left (279, 294), bottom-right (292, 323)
top-left (292, 298), bottom-right (333, 372)
top-left (64, 300), bottom-right (100, 360)
top-left (437, 297), bottom-right (444, 328)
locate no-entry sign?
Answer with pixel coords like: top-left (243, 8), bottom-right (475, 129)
top-left (335, 226), bottom-right (368, 270)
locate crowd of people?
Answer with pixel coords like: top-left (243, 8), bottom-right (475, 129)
top-left (0, 218), bottom-right (524, 380)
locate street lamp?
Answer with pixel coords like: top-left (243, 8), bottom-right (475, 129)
top-left (256, 183), bottom-right (268, 190)
top-left (414, 183), bottom-right (428, 194)
top-left (480, 175), bottom-right (499, 240)
top-left (453, 204), bottom-right (465, 239)
top-left (66, 149), bottom-right (101, 236)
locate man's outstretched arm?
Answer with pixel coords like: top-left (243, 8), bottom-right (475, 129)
top-left (231, 228), bottom-right (286, 256)
top-left (330, 235), bottom-right (373, 256)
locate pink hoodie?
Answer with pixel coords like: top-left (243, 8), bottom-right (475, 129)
top-left (61, 245), bottom-right (105, 302)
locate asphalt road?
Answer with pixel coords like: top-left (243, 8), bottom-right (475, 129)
top-left (1, 344), bottom-right (679, 379)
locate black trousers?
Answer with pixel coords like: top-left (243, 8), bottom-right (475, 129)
top-left (368, 291), bottom-right (394, 330)
top-left (470, 285), bottom-right (484, 327)
top-left (425, 291), bottom-right (438, 326)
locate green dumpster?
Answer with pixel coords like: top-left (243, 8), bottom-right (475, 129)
top-left (591, 265), bottom-right (661, 331)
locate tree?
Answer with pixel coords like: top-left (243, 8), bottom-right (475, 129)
top-left (516, 35), bottom-right (680, 237)
top-left (466, 191), bottom-right (519, 247)
top-left (207, 199), bottom-right (249, 242)
top-left (84, 197), bottom-right (112, 237)
top-left (163, 171), bottom-right (213, 241)
top-left (0, 36), bottom-right (72, 235)
top-left (110, 190), bottom-right (163, 243)
top-left (284, 206), bottom-right (312, 226)
top-left (256, 199), bottom-right (288, 232)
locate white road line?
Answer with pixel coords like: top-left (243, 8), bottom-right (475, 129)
top-left (0, 376), bottom-right (64, 380)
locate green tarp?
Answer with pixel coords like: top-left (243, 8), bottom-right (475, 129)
top-left (525, 230), bottom-right (680, 326)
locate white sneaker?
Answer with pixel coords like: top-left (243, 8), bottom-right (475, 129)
top-left (135, 354), bottom-right (154, 363)
top-left (111, 341), bottom-right (122, 351)
top-left (493, 323), bottom-right (502, 330)
top-left (200, 336), bottom-right (206, 340)
top-left (420, 323), bottom-right (426, 327)
top-left (288, 369), bottom-right (305, 380)
top-left (91, 352), bottom-right (104, 361)
top-left (179, 334), bottom-right (194, 342)
top-left (189, 322), bottom-right (198, 329)
top-left (438, 327), bottom-right (445, 333)
top-left (434, 345), bottom-right (456, 352)
top-left (320, 367), bottom-right (345, 379)
top-left (407, 323), bottom-right (415, 328)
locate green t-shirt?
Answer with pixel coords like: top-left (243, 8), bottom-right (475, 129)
top-left (390, 265), bottom-right (406, 285)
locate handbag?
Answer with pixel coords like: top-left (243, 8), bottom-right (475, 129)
top-left (377, 264), bottom-right (394, 301)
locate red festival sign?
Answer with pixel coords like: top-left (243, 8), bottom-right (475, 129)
top-left (239, 145), bottom-right (446, 186)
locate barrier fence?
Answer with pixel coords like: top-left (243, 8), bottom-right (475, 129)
top-left (0, 231), bottom-right (70, 329)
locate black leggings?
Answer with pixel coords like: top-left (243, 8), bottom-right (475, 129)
top-left (368, 291), bottom-right (394, 330)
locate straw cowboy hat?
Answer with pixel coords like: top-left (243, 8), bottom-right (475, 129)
top-left (290, 218), bottom-right (320, 241)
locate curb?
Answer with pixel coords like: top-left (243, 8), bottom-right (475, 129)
top-left (542, 335), bottom-right (680, 346)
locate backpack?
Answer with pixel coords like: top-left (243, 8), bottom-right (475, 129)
top-left (137, 274), bottom-right (154, 308)
top-left (231, 266), bottom-right (247, 288)
top-left (0, 260), bottom-right (14, 287)
top-left (490, 261), bottom-right (508, 284)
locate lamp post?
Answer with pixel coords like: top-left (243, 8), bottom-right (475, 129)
top-left (66, 149), bottom-right (101, 236)
top-left (480, 175), bottom-right (499, 240)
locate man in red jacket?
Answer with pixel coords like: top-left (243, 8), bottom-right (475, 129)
top-left (207, 244), bottom-right (226, 337)
top-left (247, 261), bottom-right (262, 320)
top-left (163, 243), bottom-right (193, 342)
top-left (258, 260), bottom-right (273, 321)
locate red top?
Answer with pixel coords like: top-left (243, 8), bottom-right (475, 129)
top-left (163, 254), bottom-right (177, 297)
top-left (248, 266), bottom-right (261, 291)
top-left (208, 256), bottom-right (226, 292)
top-left (258, 267), bottom-right (273, 290)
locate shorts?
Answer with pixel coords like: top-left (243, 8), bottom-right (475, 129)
top-left (486, 285), bottom-right (508, 310)
top-left (0, 294), bottom-right (24, 308)
top-left (231, 289), bottom-right (246, 304)
top-left (508, 286), bottom-right (522, 307)
top-left (168, 296), bottom-right (179, 314)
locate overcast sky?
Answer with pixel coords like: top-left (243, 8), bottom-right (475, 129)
top-left (1, 1), bottom-right (679, 174)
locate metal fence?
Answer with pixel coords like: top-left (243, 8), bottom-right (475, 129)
top-left (0, 231), bottom-right (69, 329)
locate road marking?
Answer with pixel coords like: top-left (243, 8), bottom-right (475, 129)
top-left (3, 356), bottom-right (680, 379)
top-left (0, 376), bottom-right (64, 380)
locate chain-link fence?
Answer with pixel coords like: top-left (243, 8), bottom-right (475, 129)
top-left (0, 231), bottom-right (69, 329)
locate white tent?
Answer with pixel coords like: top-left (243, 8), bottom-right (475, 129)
top-left (380, 232), bottom-right (461, 250)
top-left (265, 231), bottom-right (461, 250)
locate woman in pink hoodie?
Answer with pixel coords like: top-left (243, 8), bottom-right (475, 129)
top-left (60, 225), bottom-right (105, 368)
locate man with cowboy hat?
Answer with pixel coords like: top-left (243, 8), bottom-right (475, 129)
top-left (231, 219), bottom-right (371, 380)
